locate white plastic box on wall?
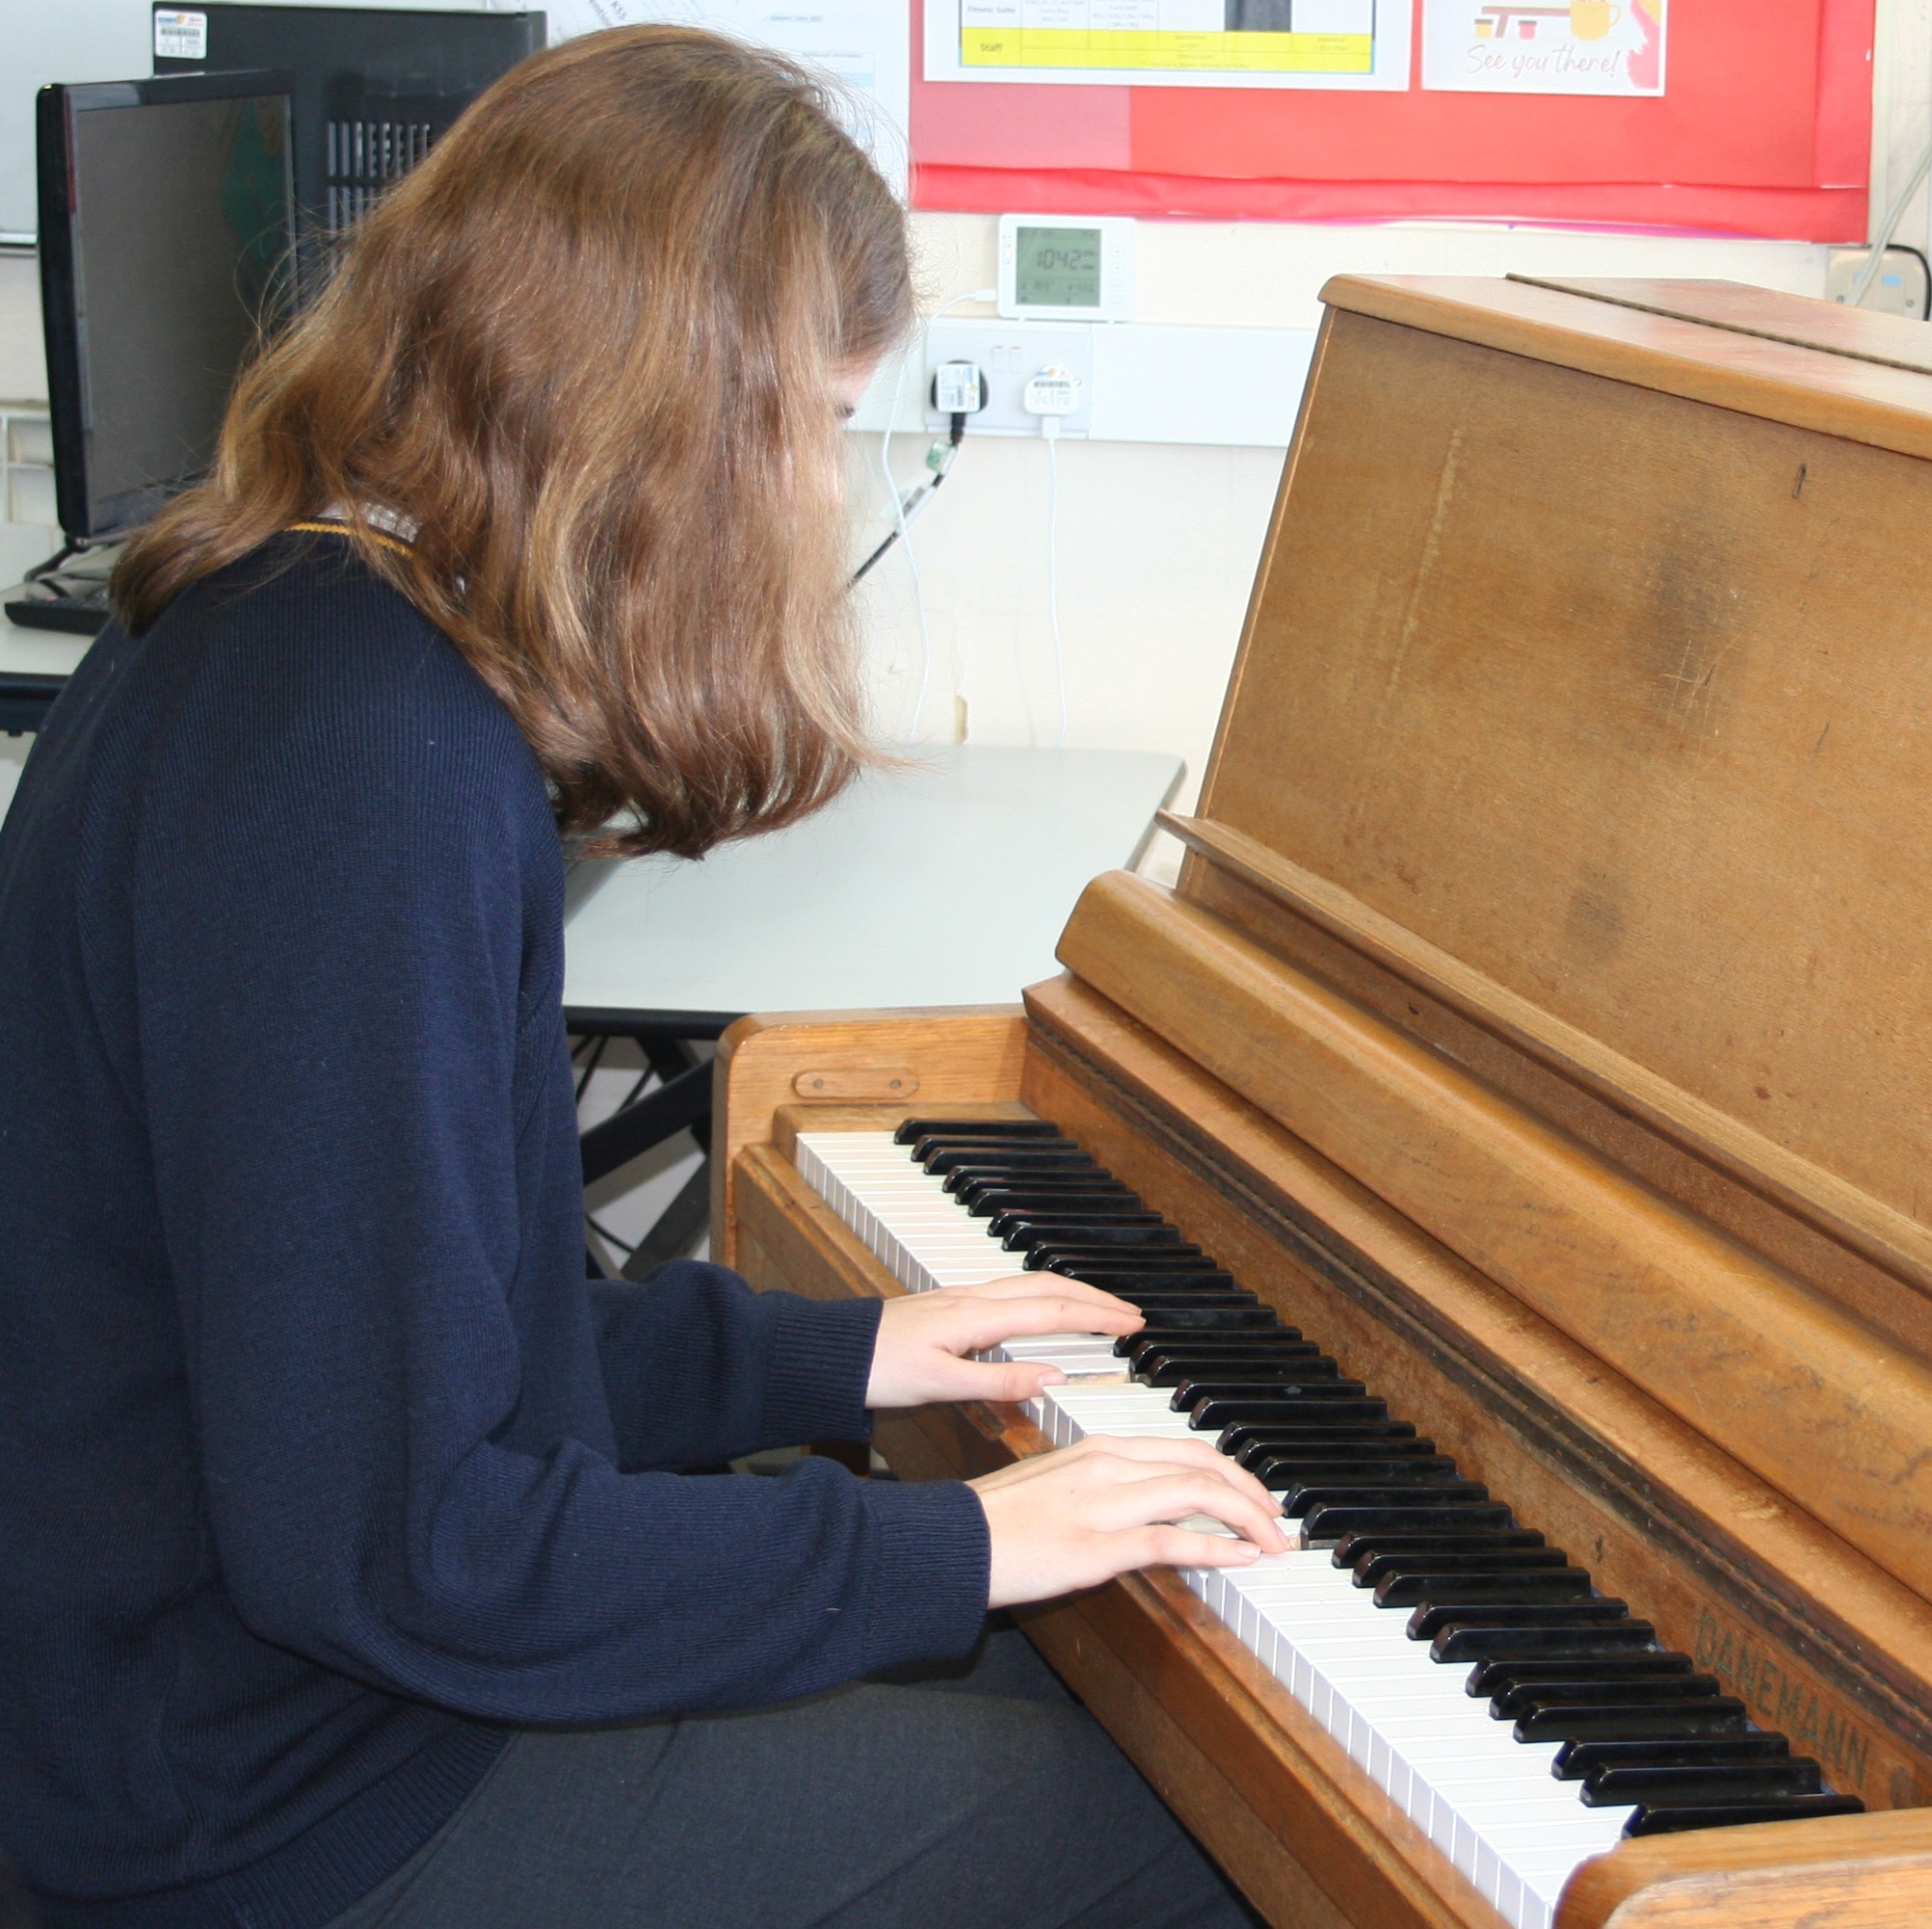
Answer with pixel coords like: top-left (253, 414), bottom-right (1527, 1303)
top-left (851, 319), bottom-right (1319, 448)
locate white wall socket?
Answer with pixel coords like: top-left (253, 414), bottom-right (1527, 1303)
top-left (923, 319), bottom-right (1096, 439)
top-left (1824, 246), bottom-right (1930, 321)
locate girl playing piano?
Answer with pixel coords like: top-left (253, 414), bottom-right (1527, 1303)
top-left (0, 27), bottom-right (1280, 1929)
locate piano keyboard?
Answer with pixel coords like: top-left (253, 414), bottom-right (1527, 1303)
top-left (795, 1119), bottom-right (1863, 1929)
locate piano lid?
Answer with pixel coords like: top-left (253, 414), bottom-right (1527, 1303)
top-left (1054, 276), bottom-right (1932, 1616)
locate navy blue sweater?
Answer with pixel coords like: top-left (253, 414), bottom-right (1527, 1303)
top-left (0, 536), bottom-right (990, 1927)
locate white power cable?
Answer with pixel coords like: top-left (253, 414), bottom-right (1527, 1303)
top-left (1043, 420), bottom-right (1066, 750)
top-left (878, 287), bottom-right (995, 741)
top-left (1851, 135), bottom-right (1932, 306)
top-left (876, 353), bottom-right (932, 740)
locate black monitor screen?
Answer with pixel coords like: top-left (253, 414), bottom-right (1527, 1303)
top-left (39, 74), bottom-right (293, 542)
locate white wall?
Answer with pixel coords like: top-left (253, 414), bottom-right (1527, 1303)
top-left (856, 218), bottom-right (1841, 886)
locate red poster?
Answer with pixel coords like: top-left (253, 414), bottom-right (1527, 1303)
top-left (911, 0), bottom-right (1873, 239)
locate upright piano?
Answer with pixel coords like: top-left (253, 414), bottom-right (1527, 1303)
top-left (715, 276), bottom-right (1932, 1929)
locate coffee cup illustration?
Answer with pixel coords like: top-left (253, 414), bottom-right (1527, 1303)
top-left (1569, 0), bottom-right (1620, 35)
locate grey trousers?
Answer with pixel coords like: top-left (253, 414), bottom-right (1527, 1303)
top-left (327, 1623), bottom-right (1258, 1929)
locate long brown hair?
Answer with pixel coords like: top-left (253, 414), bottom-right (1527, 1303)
top-left (114, 26), bottom-right (910, 857)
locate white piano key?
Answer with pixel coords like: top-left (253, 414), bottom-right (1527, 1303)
top-left (797, 1125), bottom-right (1633, 1929)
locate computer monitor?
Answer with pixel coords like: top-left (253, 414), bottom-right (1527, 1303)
top-left (36, 70), bottom-right (295, 545)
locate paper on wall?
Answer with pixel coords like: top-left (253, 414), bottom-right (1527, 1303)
top-left (544, 0), bottom-right (910, 192)
top-left (923, 0), bottom-right (1410, 89)
top-left (1420, 0), bottom-right (1664, 93)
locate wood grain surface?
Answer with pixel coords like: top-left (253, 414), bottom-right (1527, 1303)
top-left (708, 1007), bottom-right (1024, 1263)
top-left (1204, 298), bottom-right (1932, 1238)
top-left (1321, 276), bottom-right (1932, 458)
top-left (1553, 1808), bottom-right (1932, 1929)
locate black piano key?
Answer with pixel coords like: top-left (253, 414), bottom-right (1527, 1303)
top-left (1581, 1759), bottom-right (1823, 1807)
top-left (1028, 1243), bottom-right (1208, 1269)
top-left (989, 1201), bottom-right (1160, 1225)
top-left (1306, 1499), bottom-right (1515, 1546)
top-left (1468, 1652), bottom-right (1691, 1698)
top-left (1264, 1459), bottom-right (1458, 1496)
top-left (1247, 1439), bottom-right (1444, 1473)
top-left (1491, 1675), bottom-right (1722, 1721)
top-left (1002, 1221), bottom-right (1182, 1251)
top-left (1144, 1358), bottom-right (1340, 1389)
top-left (1552, 1734), bottom-right (1790, 1780)
top-left (1183, 1390), bottom-right (1375, 1429)
top-left (1107, 1305), bottom-right (1283, 1332)
top-left (1218, 1415), bottom-right (1399, 1453)
top-left (1623, 1793), bottom-right (1862, 1835)
top-left (1071, 1264), bottom-right (1234, 1287)
top-left (945, 1162), bottom-right (1113, 1194)
top-left (913, 1133), bottom-right (1079, 1161)
top-left (965, 1187), bottom-right (1140, 1215)
top-left (926, 1148), bottom-right (1099, 1177)
top-left (1153, 1347), bottom-right (1333, 1372)
top-left (994, 1220), bottom-right (1171, 1246)
top-left (1236, 1445), bottom-right (1422, 1468)
top-left (1198, 1406), bottom-right (1399, 1437)
top-left (1253, 1447), bottom-right (1451, 1475)
top-left (962, 1159), bottom-right (1128, 1190)
top-left (1374, 1566), bottom-right (1590, 1608)
top-left (1173, 1367), bottom-right (1347, 1404)
top-left (1357, 1546), bottom-right (1569, 1590)
top-left (990, 1205), bottom-right (1163, 1232)
top-left (1109, 1295), bottom-right (1261, 1318)
top-left (1280, 1479), bottom-right (1489, 1518)
top-left (1255, 1450), bottom-right (1454, 1476)
top-left (1334, 1527), bottom-right (1540, 1568)
top-left (1037, 1253), bottom-right (1221, 1274)
top-left (1133, 1342), bottom-right (1321, 1378)
top-left (1174, 1372), bottom-right (1350, 1404)
top-left (1512, 1697), bottom-right (1749, 1745)
top-left (1408, 1599), bottom-right (1634, 1640)
top-left (1431, 1622), bottom-right (1659, 1664)
top-left (895, 1117), bottom-right (1063, 1143)
top-left (998, 1222), bottom-right (1170, 1253)
top-left (910, 1129), bottom-right (1079, 1149)
top-left (1127, 1326), bottom-right (1302, 1357)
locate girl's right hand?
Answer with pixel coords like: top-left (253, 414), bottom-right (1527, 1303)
top-left (969, 1433), bottom-right (1290, 1609)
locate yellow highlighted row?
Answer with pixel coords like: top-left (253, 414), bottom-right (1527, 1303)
top-left (959, 26), bottom-right (1374, 69)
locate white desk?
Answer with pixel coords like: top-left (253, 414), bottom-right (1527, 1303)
top-left (0, 617), bottom-right (90, 815)
top-left (561, 744), bottom-right (1182, 1029)
top-left (563, 742), bottom-right (1179, 1225)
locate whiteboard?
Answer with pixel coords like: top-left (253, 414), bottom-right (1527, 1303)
top-left (0, 0), bottom-right (538, 244)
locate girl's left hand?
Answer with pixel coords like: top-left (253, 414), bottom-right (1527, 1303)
top-left (863, 1275), bottom-right (1145, 1409)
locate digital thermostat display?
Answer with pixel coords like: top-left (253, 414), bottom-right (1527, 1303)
top-left (997, 214), bottom-right (1135, 322)
top-left (1015, 228), bottom-right (1102, 309)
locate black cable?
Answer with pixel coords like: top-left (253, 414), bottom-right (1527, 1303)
top-left (574, 1032), bottom-right (609, 1104)
top-left (583, 1211), bottom-right (638, 1257)
top-left (850, 413), bottom-right (967, 586)
top-left (25, 541), bottom-right (85, 583)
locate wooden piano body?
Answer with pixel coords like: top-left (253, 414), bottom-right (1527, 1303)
top-left (715, 275), bottom-right (1932, 1928)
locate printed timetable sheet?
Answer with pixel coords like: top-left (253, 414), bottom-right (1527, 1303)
top-left (924, 0), bottom-right (1411, 89)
